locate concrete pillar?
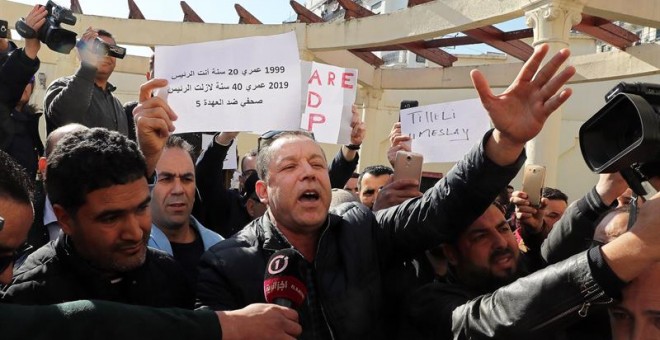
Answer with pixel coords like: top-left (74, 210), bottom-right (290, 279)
top-left (359, 87), bottom-right (387, 171)
top-left (524, 0), bottom-right (583, 187)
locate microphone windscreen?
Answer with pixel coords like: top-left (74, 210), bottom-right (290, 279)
top-left (263, 248), bottom-right (308, 308)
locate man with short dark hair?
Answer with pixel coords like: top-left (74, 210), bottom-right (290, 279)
top-left (4, 128), bottom-right (193, 308)
top-left (44, 27), bottom-right (130, 136)
top-left (0, 149), bottom-right (301, 339)
top-left (541, 187), bottom-right (568, 229)
top-left (148, 135), bottom-right (223, 283)
top-left (343, 172), bottom-right (359, 196)
top-left (357, 165), bottom-right (393, 209)
top-left (196, 44), bottom-right (577, 339)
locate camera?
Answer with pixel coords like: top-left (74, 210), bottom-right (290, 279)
top-left (579, 82), bottom-right (660, 197)
top-left (0, 20), bottom-right (8, 39)
top-left (15, 1), bottom-right (77, 54)
top-left (82, 37), bottom-right (126, 59)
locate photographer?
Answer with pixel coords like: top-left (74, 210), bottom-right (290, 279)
top-left (0, 5), bottom-right (46, 179)
top-left (44, 27), bottom-right (131, 136)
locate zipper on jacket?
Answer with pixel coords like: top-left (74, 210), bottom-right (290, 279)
top-left (531, 290), bottom-right (608, 331)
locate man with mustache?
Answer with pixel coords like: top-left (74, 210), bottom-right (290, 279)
top-left (194, 44), bottom-right (577, 339)
top-left (3, 128), bottom-right (194, 309)
top-left (148, 135), bottom-right (223, 284)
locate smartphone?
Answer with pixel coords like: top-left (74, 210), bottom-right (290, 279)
top-left (399, 100), bottom-right (419, 122)
top-left (398, 101), bottom-right (418, 150)
top-left (521, 164), bottom-right (546, 207)
top-left (393, 151), bottom-right (423, 189)
top-left (0, 20), bottom-right (8, 39)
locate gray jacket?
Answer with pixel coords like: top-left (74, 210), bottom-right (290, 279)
top-left (44, 63), bottom-right (128, 135)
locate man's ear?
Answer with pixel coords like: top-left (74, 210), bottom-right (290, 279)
top-left (442, 244), bottom-right (459, 266)
top-left (53, 204), bottom-right (73, 235)
top-left (255, 180), bottom-right (269, 205)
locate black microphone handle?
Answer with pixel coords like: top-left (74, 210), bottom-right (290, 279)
top-left (273, 297), bottom-right (293, 308)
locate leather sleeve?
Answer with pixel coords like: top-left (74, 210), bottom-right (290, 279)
top-left (328, 148), bottom-right (358, 189)
top-left (540, 187), bottom-right (610, 265)
top-left (375, 129), bottom-right (525, 261)
top-left (193, 138), bottom-right (233, 227)
top-left (0, 300), bottom-right (220, 340)
top-left (451, 251), bottom-right (612, 339)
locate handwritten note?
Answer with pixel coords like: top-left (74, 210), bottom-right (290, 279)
top-left (400, 98), bottom-right (491, 163)
top-left (155, 32), bottom-right (301, 133)
top-left (201, 134), bottom-right (238, 170)
top-left (299, 61), bottom-right (357, 145)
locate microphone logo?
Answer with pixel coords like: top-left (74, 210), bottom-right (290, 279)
top-left (267, 254), bottom-right (289, 275)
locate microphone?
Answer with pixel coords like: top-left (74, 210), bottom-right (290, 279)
top-left (263, 248), bottom-right (308, 309)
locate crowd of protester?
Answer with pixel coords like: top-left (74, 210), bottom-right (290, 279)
top-left (1, 4), bottom-right (659, 340)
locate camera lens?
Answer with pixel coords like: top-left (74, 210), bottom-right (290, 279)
top-left (406, 155), bottom-right (412, 161)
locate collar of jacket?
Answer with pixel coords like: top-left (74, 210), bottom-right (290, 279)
top-left (55, 234), bottom-right (146, 283)
top-left (258, 212), bottom-right (341, 256)
top-left (94, 81), bottom-right (117, 93)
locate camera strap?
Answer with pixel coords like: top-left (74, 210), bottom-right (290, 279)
top-left (15, 18), bottom-right (38, 39)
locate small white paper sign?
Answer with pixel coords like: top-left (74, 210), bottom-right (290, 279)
top-left (155, 32), bottom-right (301, 133)
top-left (400, 99), bottom-right (491, 163)
top-left (200, 134), bottom-right (238, 170)
top-left (300, 61), bottom-right (357, 145)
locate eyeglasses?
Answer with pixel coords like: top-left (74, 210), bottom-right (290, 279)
top-left (257, 130), bottom-right (315, 154)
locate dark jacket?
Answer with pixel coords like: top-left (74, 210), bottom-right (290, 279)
top-left (0, 48), bottom-right (42, 164)
top-left (401, 251), bottom-right (615, 339)
top-left (3, 235), bottom-right (194, 309)
top-left (1, 300), bottom-right (220, 340)
top-left (400, 186), bottom-right (618, 339)
top-left (193, 138), bottom-right (359, 238)
top-left (44, 63), bottom-right (130, 136)
top-left (196, 130), bottom-right (523, 339)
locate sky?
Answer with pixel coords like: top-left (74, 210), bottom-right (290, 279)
top-left (9, 0), bottom-right (526, 56)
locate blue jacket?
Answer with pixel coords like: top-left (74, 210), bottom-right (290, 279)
top-left (149, 216), bottom-right (223, 255)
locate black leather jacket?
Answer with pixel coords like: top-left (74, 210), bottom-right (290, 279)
top-left (4, 235), bottom-right (194, 308)
top-left (402, 251), bottom-right (613, 339)
top-left (196, 130), bottom-right (525, 339)
top-left (400, 186), bottom-right (619, 339)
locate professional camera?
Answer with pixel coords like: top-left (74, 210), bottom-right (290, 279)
top-left (15, 1), bottom-right (77, 54)
top-left (84, 37), bottom-right (126, 59)
top-left (579, 82), bottom-right (660, 197)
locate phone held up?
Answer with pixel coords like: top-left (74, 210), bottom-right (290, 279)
top-left (393, 151), bottom-right (423, 191)
top-left (521, 164), bottom-right (546, 208)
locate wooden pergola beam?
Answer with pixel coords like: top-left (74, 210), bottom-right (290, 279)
top-left (235, 4), bottom-right (262, 24)
top-left (337, 0), bottom-right (456, 67)
top-left (70, 0), bottom-right (83, 14)
top-left (574, 14), bottom-right (640, 50)
top-left (180, 1), bottom-right (204, 23)
top-left (127, 0), bottom-right (146, 20)
top-left (290, 1), bottom-right (383, 67)
top-left (462, 26), bottom-right (532, 61)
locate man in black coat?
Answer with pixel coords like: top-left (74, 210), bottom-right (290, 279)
top-left (3, 128), bottom-right (193, 308)
top-left (194, 44), bottom-right (577, 339)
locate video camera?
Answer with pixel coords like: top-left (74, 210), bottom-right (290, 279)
top-left (15, 1), bottom-right (77, 54)
top-left (579, 82), bottom-right (660, 198)
top-left (77, 37), bottom-right (126, 59)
